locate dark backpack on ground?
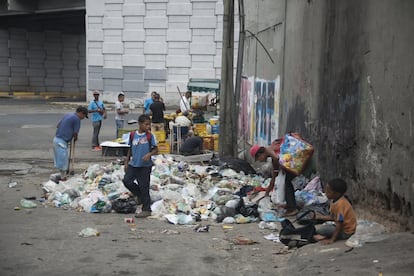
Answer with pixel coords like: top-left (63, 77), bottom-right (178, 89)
top-left (296, 202), bottom-right (330, 225)
top-left (279, 218), bottom-right (316, 248)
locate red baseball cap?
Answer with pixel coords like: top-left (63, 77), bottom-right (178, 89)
top-left (249, 145), bottom-right (261, 159)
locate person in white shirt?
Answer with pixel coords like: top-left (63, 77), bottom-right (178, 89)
top-left (169, 112), bottom-right (193, 142)
top-left (179, 91), bottom-right (192, 113)
top-left (115, 92), bottom-right (128, 138)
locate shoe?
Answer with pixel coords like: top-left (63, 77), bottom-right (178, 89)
top-left (97, 146), bottom-right (102, 149)
top-left (283, 209), bottom-right (299, 217)
top-left (135, 210), bottom-right (151, 218)
top-left (92, 146), bottom-right (101, 151)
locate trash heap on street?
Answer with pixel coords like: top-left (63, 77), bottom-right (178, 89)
top-left (40, 155), bottom-right (328, 227)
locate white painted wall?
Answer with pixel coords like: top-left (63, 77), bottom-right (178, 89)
top-left (86, 0), bottom-right (238, 107)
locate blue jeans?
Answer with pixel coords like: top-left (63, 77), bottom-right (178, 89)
top-left (53, 137), bottom-right (69, 171)
top-left (116, 119), bottom-right (124, 138)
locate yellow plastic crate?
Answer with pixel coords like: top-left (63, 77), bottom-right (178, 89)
top-left (153, 130), bottom-right (166, 142)
top-left (213, 134), bottom-right (219, 152)
top-left (193, 123), bottom-right (207, 137)
top-left (202, 136), bottom-right (214, 151)
top-left (157, 141), bottom-right (170, 154)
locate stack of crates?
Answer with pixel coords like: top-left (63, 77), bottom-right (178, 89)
top-left (213, 134), bottom-right (219, 152)
top-left (157, 141), bottom-right (170, 154)
top-left (153, 130), bottom-right (166, 143)
top-left (153, 129), bottom-right (170, 154)
top-left (193, 123), bottom-right (207, 137)
top-left (202, 135), bottom-right (214, 151)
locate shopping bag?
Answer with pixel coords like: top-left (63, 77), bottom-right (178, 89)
top-left (271, 170), bottom-right (286, 205)
top-left (279, 133), bottom-right (314, 176)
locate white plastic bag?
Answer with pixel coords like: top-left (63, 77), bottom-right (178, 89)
top-left (271, 170), bottom-right (286, 205)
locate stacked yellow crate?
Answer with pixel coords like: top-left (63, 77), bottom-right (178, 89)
top-left (157, 141), bottom-right (170, 154)
top-left (193, 123), bottom-right (207, 137)
top-left (213, 134), bottom-right (219, 152)
top-left (202, 135), bottom-right (214, 151)
top-left (153, 130), bottom-right (166, 142)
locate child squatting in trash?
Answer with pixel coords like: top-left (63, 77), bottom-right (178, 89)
top-left (313, 178), bottom-right (357, 245)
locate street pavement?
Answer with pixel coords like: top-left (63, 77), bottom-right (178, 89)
top-left (0, 98), bottom-right (413, 275)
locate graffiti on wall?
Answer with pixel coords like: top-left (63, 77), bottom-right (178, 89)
top-left (238, 76), bottom-right (280, 146)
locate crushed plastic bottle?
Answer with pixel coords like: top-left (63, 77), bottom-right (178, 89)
top-left (8, 182), bottom-right (17, 188)
top-left (258, 221), bottom-right (278, 230)
top-left (78, 227), bottom-right (100, 237)
top-left (20, 199), bottom-right (37, 209)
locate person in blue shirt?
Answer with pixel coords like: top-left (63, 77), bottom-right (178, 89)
top-left (123, 114), bottom-right (158, 218)
top-left (88, 90), bottom-right (107, 150)
top-left (53, 106), bottom-right (88, 181)
top-left (143, 91), bottom-right (157, 115)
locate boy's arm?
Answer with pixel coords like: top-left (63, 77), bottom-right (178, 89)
top-left (314, 213), bottom-right (333, 221)
top-left (124, 148), bottom-right (131, 171)
top-left (321, 221), bottom-right (343, 245)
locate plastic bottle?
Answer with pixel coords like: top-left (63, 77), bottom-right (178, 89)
top-left (78, 227), bottom-right (100, 237)
top-left (20, 199), bottom-right (37, 209)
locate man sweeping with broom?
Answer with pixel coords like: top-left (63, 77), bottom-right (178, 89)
top-left (53, 106), bottom-right (88, 181)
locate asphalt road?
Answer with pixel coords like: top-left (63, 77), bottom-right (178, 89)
top-left (0, 98), bottom-right (413, 276)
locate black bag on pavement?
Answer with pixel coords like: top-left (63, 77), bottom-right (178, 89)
top-left (111, 197), bottom-right (137, 214)
top-left (279, 218), bottom-right (316, 248)
top-left (236, 197), bottom-right (259, 218)
top-left (296, 202), bottom-right (330, 225)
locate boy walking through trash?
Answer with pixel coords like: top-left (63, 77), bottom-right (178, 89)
top-left (115, 92), bottom-right (128, 138)
top-left (53, 106), bottom-right (88, 181)
top-left (88, 90), bottom-right (107, 151)
top-left (313, 178), bottom-right (357, 244)
top-left (123, 114), bottom-right (158, 218)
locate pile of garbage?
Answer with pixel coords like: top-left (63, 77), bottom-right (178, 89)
top-left (40, 155), bottom-right (329, 226)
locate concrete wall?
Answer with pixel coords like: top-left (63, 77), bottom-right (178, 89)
top-left (0, 28), bottom-right (85, 93)
top-left (85, 0), bottom-right (237, 104)
top-left (243, 0), bottom-right (414, 229)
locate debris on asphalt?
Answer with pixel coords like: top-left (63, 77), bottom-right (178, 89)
top-left (32, 154), bottom-right (387, 248)
top-left (233, 236), bottom-right (257, 245)
top-left (20, 199), bottom-right (37, 209)
top-left (8, 182), bottom-right (17, 188)
top-left (79, 227), bottom-right (100, 237)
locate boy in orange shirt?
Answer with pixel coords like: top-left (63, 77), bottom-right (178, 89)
top-left (313, 178), bottom-right (357, 245)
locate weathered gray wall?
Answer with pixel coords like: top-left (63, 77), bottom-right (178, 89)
top-left (0, 9), bottom-right (86, 94)
top-left (0, 28), bottom-right (85, 93)
top-left (244, 0), bottom-right (414, 229)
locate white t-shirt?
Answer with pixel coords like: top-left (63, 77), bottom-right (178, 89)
top-left (175, 115), bottom-right (192, 127)
top-left (115, 100), bottom-right (125, 120)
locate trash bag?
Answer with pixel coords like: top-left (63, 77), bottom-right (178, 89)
top-left (210, 157), bottom-right (257, 175)
top-left (236, 197), bottom-right (259, 218)
top-left (279, 218), bottom-right (316, 248)
top-left (296, 202), bottom-right (330, 225)
top-left (234, 185), bottom-right (255, 197)
top-left (111, 197), bottom-right (137, 214)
